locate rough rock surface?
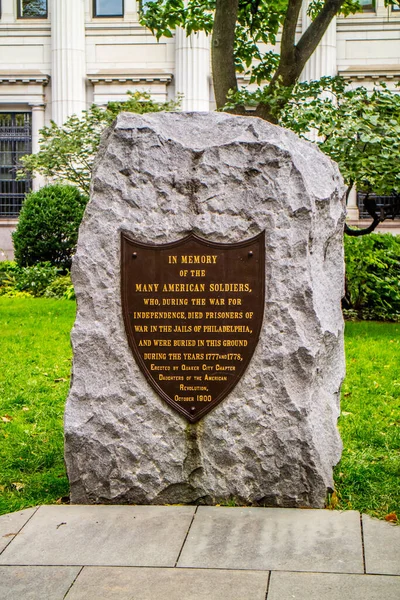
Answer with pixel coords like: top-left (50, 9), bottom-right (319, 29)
top-left (65, 112), bottom-right (346, 508)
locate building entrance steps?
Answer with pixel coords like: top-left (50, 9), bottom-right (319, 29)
top-left (0, 505), bottom-right (398, 599)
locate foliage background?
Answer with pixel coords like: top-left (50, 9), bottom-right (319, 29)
top-left (280, 78), bottom-right (400, 198)
top-left (20, 92), bottom-right (181, 195)
top-left (343, 234), bottom-right (400, 321)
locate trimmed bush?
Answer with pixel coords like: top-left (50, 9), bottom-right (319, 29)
top-left (13, 184), bottom-right (88, 271)
top-left (343, 233), bottom-right (400, 321)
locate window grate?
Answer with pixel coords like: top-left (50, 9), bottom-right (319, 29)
top-left (357, 192), bottom-right (400, 220)
top-left (18, 0), bottom-right (48, 19)
top-left (0, 113), bottom-right (32, 218)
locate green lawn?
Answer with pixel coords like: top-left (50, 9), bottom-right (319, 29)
top-left (0, 299), bottom-right (399, 518)
top-left (335, 321), bottom-right (400, 520)
top-left (0, 298), bottom-right (75, 515)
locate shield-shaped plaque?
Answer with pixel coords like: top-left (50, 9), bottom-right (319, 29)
top-left (121, 231), bottom-right (265, 423)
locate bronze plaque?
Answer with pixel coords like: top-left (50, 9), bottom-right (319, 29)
top-left (121, 231), bottom-right (265, 423)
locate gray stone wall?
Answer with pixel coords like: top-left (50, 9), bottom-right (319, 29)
top-left (65, 112), bottom-right (346, 507)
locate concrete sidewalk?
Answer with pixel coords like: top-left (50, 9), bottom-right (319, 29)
top-left (0, 505), bottom-right (399, 599)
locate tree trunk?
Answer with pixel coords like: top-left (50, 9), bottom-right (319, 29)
top-left (212, 0), bottom-right (239, 109)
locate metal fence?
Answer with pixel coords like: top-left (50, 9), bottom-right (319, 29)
top-left (0, 112), bottom-right (32, 218)
top-left (357, 193), bottom-right (400, 220)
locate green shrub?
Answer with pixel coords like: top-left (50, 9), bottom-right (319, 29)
top-left (344, 233), bottom-right (400, 321)
top-left (0, 262), bottom-right (20, 296)
top-left (44, 275), bottom-right (74, 299)
top-left (0, 261), bottom-right (74, 299)
top-left (1, 290), bottom-right (32, 299)
top-left (62, 284), bottom-right (75, 301)
top-left (0, 260), bottom-right (16, 273)
top-left (12, 184), bottom-right (88, 271)
top-left (15, 263), bottom-right (60, 297)
top-left (0, 261), bottom-right (19, 290)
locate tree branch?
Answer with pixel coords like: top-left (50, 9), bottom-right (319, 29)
top-left (296, 0), bottom-right (345, 75)
top-left (344, 218), bottom-right (381, 236)
top-left (212, 0), bottom-right (239, 108)
top-left (344, 193), bottom-right (383, 236)
top-left (255, 0), bottom-right (347, 122)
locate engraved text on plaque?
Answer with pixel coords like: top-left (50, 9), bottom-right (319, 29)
top-left (121, 232), bottom-right (265, 422)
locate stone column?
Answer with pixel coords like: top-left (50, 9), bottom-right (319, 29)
top-left (300, 3), bottom-right (337, 81)
top-left (30, 104), bottom-right (46, 191)
top-left (124, 0), bottom-right (137, 20)
top-left (346, 187), bottom-right (360, 220)
top-left (1, 0), bottom-right (15, 23)
top-left (175, 28), bottom-right (210, 111)
top-left (51, 0), bottom-right (86, 125)
top-left (300, 5), bottom-right (359, 217)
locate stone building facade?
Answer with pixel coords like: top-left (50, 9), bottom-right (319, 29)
top-left (0, 0), bottom-right (399, 258)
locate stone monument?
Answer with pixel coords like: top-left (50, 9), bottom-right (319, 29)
top-left (65, 112), bottom-right (346, 508)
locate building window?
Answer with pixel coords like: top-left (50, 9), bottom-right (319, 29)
top-left (93, 0), bottom-right (124, 17)
top-left (0, 113), bottom-right (32, 218)
top-left (17, 0), bottom-right (48, 18)
top-left (359, 0), bottom-right (376, 11)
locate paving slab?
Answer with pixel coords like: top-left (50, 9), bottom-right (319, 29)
top-left (0, 505), bottom-right (196, 567)
top-left (65, 567), bottom-right (269, 600)
top-left (178, 507), bottom-right (364, 573)
top-left (362, 514), bottom-right (400, 575)
top-left (267, 571), bottom-right (400, 600)
top-left (0, 507), bottom-right (38, 554)
top-left (0, 566), bottom-right (80, 600)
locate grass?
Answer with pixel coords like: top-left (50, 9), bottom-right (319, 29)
top-left (0, 298), bottom-right (75, 515)
top-left (334, 321), bottom-right (400, 520)
top-left (0, 299), bottom-right (399, 519)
